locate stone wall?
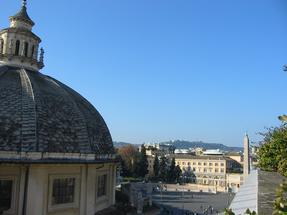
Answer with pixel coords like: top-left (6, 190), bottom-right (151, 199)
top-left (0, 163), bottom-right (117, 215)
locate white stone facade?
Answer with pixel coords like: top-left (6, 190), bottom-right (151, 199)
top-left (0, 163), bottom-right (117, 215)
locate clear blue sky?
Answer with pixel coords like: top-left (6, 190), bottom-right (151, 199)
top-left (2, 0), bottom-right (287, 146)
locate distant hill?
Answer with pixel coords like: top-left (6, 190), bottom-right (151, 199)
top-left (161, 140), bottom-right (243, 152)
top-left (113, 141), bottom-right (138, 148)
top-left (113, 140), bottom-right (242, 152)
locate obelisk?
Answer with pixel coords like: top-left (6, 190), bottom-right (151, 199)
top-left (243, 133), bottom-right (250, 178)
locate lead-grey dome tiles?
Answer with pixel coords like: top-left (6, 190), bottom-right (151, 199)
top-left (0, 65), bottom-right (114, 155)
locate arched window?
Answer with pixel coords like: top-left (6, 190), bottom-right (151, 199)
top-left (31, 45), bottom-right (35, 58)
top-left (24, 42), bottom-right (29, 57)
top-left (0, 39), bottom-right (4, 54)
top-left (15, 40), bottom-right (20, 56)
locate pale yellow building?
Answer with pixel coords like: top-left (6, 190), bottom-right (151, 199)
top-left (0, 2), bottom-right (117, 215)
top-left (225, 152), bottom-right (243, 164)
top-left (173, 154), bottom-right (242, 190)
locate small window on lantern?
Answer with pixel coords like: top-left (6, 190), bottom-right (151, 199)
top-left (24, 42), bottom-right (29, 57)
top-left (0, 39), bottom-right (4, 54)
top-left (15, 40), bottom-right (20, 56)
top-left (31, 45), bottom-right (35, 58)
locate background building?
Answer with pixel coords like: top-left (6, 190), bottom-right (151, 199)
top-left (225, 152), bottom-right (243, 164)
top-left (172, 154), bottom-right (242, 191)
top-left (142, 143), bottom-right (175, 156)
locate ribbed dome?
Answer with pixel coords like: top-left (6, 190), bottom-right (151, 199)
top-left (0, 65), bottom-right (114, 155)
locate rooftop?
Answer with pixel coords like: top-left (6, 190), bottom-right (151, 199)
top-left (229, 169), bottom-right (286, 214)
top-left (0, 66), bottom-right (114, 162)
top-left (171, 154), bottom-right (231, 161)
top-left (10, 2), bottom-right (34, 26)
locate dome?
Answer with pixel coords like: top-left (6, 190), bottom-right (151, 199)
top-left (0, 65), bottom-right (114, 156)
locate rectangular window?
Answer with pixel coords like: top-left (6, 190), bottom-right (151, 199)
top-left (52, 178), bottom-right (75, 205)
top-left (220, 168), bottom-right (225, 173)
top-left (220, 163), bottom-right (224, 166)
top-left (198, 162), bottom-right (201, 166)
top-left (209, 163), bottom-right (213, 166)
top-left (97, 174), bottom-right (107, 198)
top-left (215, 163), bottom-right (218, 166)
top-left (0, 180), bottom-right (13, 211)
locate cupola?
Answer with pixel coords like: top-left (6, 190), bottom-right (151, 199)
top-left (0, 0), bottom-right (44, 71)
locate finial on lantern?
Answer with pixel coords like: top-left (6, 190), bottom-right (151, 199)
top-left (22, 0), bottom-right (27, 7)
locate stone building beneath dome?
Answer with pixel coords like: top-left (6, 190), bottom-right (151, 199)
top-left (0, 1), bottom-right (118, 215)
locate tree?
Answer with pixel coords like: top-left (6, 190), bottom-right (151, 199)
top-left (273, 180), bottom-right (287, 214)
top-left (131, 153), bottom-right (141, 178)
top-left (181, 166), bottom-right (196, 183)
top-left (153, 154), bottom-right (159, 177)
top-left (258, 125), bottom-right (287, 176)
top-left (224, 208), bottom-right (235, 215)
top-left (174, 165), bottom-right (182, 183)
top-left (134, 145), bottom-right (148, 178)
top-left (167, 158), bottom-right (176, 183)
top-left (278, 160), bottom-right (287, 177)
top-left (120, 158), bottom-right (130, 177)
top-left (245, 209), bottom-right (257, 215)
top-left (117, 144), bottom-right (139, 177)
top-left (159, 156), bottom-right (168, 181)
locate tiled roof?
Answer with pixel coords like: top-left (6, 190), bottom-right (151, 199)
top-left (171, 154), bottom-right (230, 160)
top-left (258, 170), bottom-right (286, 214)
top-left (229, 169), bottom-right (286, 214)
top-left (0, 65), bottom-right (114, 156)
top-left (229, 170), bottom-right (258, 214)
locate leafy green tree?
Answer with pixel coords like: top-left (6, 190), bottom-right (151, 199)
top-left (245, 209), bottom-right (257, 215)
top-left (224, 208), bottom-right (235, 215)
top-left (117, 144), bottom-right (139, 177)
top-left (258, 125), bottom-right (287, 176)
top-left (131, 153), bottom-right (141, 177)
top-left (273, 180), bottom-right (287, 214)
top-left (182, 166), bottom-right (196, 183)
top-left (278, 160), bottom-right (287, 177)
top-left (159, 156), bottom-right (168, 181)
top-left (120, 158), bottom-right (130, 177)
top-left (135, 145), bottom-right (148, 178)
top-left (167, 158), bottom-right (176, 183)
top-left (224, 208), bottom-right (257, 215)
top-left (153, 154), bottom-right (159, 177)
top-left (174, 165), bottom-right (182, 183)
